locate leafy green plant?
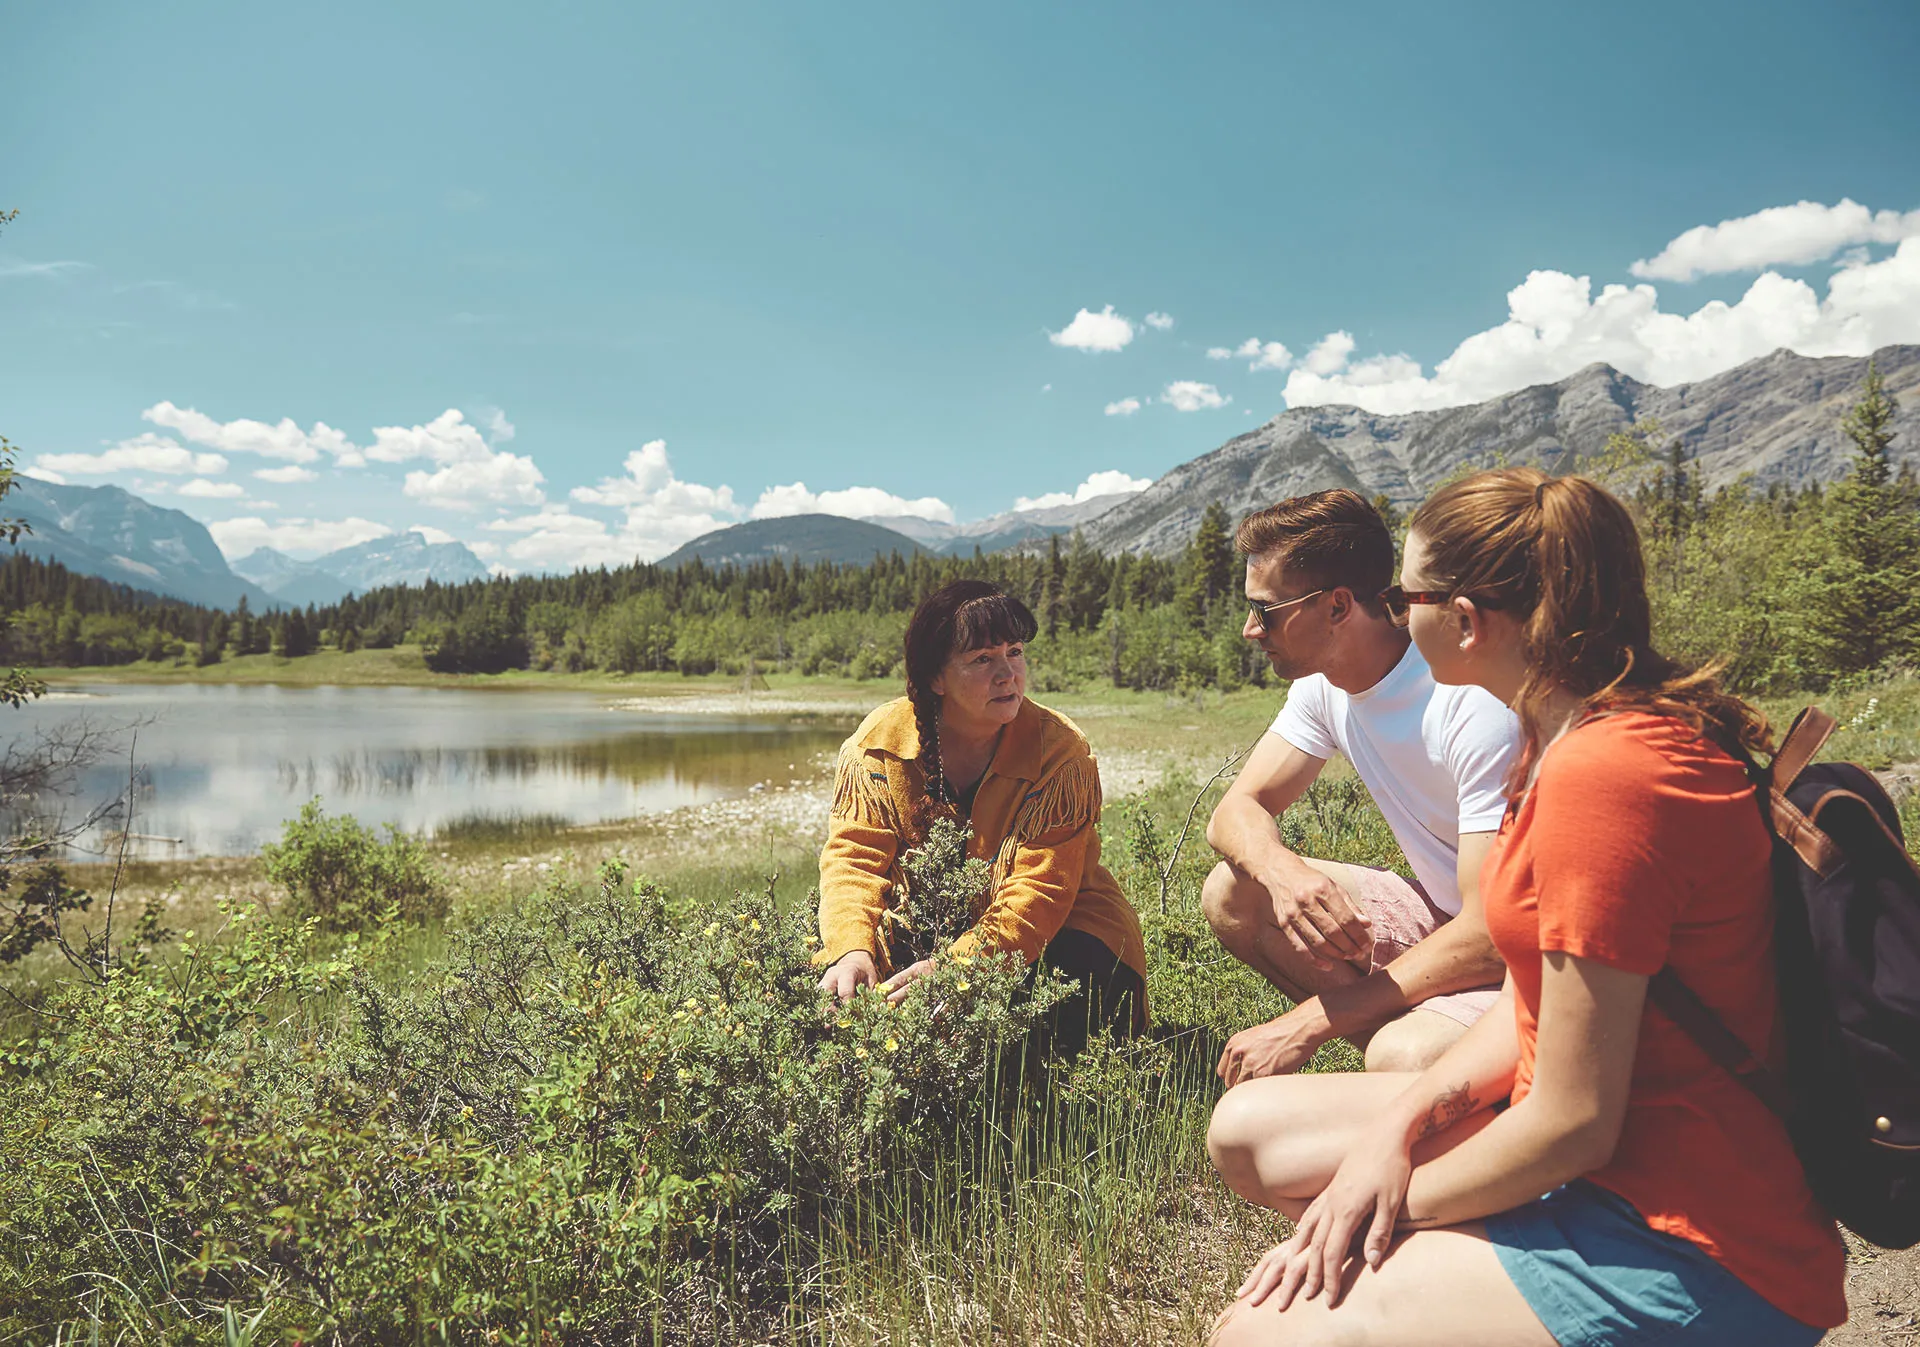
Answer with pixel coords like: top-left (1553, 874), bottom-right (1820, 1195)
top-left (260, 797), bottom-right (447, 929)
top-left (889, 817), bottom-right (991, 961)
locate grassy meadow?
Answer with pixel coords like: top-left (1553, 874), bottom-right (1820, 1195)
top-left (0, 664), bottom-right (1915, 1343)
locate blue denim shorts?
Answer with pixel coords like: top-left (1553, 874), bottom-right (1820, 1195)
top-left (1484, 1181), bottom-right (1825, 1347)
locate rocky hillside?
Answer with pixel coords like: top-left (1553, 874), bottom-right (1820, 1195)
top-left (1082, 345), bottom-right (1920, 556)
top-left (8, 478), bottom-right (275, 610)
top-left (317, 531), bottom-right (491, 592)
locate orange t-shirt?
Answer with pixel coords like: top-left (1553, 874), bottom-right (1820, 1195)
top-left (1482, 712), bottom-right (1847, 1329)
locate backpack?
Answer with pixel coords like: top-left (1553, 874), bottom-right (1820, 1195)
top-left (1650, 706), bottom-right (1920, 1249)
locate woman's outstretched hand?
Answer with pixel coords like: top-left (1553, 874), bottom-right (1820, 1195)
top-left (818, 950), bottom-right (880, 1003)
top-left (878, 959), bottom-right (935, 1005)
top-left (1237, 1133), bottom-right (1413, 1311)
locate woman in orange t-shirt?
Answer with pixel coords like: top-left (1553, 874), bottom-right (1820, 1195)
top-left (1206, 468), bottom-right (1845, 1346)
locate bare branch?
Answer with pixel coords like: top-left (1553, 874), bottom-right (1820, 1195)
top-left (1159, 738), bottom-right (1255, 915)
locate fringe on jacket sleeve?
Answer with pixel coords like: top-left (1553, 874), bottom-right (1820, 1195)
top-left (829, 742), bottom-right (901, 833)
top-left (989, 751), bottom-right (1102, 892)
top-left (1012, 751), bottom-right (1101, 841)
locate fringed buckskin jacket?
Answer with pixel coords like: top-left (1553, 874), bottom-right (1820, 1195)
top-left (816, 695), bottom-right (1148, 997)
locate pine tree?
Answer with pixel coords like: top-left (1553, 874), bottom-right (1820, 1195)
top-left (1179, 502), bottom-right (1234, 625)
top-left (278, 610), bottom-right (315, 658)
top-left (1799, 360), bottom-right (1920, 677)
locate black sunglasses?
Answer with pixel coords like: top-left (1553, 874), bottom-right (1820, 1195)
top-left (1245, 589), bottom-right (1326, 630)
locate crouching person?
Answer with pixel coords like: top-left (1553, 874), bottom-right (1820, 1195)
top-left (1205, 470), bottom-right (1843, 1346)
top-left (1206, 491), bottom-right (1519, 1083)
top-left (815, 579), bottom-right (1147, 1058)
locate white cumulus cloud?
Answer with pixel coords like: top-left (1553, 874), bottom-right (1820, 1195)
top-left (1144, 312), bottom-right (1174, 330)
top-left (1632, 198), bottom-right (1920, 283)
top-left (175, 478), bottom-right (246, 499)
top-left (1012, 470), bottom-right (1153, 512)
top-left (208, 516), bottom-right (393, 561)
top-left (35, 433), bottom-right (228, 478)
top-left (1281, 235), bottom-right (1920, 415)
top-left (1301, 331), bottom-right (1356, 376)
top-left (750, 483), bottom-right (955, 523)
top-left (142, 402), bottom-right (361, 465)
top-left (1049, 305), bottom-right (1135, 353)
top-left (1208, 338), bottom-right (1292, 370)
top-left (1104, 397), bottom-right (1142, 417)
top-left (253, 465), bottom-right (318, 484)
top-left (352, 409), bottom-right (545, 511)
top-left (1162, 381), bottom-right (1230, 412)
top-left (568, 440), bottom-right (741, 561)
top-left (404, 455), bottom-right (546, 512)
top-left (412, 525), bottom-right (457, 545)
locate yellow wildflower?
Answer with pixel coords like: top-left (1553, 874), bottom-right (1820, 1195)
top-left (854, 1046), bottom-right (870, 1060)
top-left (884, 1037), bottom-right (900, 1053)
top-left (955, 981), bottom-right (970, 992)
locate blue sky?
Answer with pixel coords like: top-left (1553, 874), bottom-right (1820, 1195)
top-left (3, 0), bottom-right (1917, 571)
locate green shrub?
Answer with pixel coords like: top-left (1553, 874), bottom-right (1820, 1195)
top-left (0, 854), bottom-right (1075, 1341)
top-left (261, 797), bottom-right (447, 929)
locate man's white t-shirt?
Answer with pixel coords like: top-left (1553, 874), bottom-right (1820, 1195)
top-left (1270, 641), bottom-right (1519, 916)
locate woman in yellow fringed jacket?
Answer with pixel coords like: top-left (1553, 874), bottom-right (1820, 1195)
top-left (815, 580), bottom-right (1148, 1054)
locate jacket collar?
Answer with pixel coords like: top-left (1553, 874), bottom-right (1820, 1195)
top-left (859, 695), bottom-right (1046, 783)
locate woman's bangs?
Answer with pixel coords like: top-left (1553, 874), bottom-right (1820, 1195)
top-left (952, 594), bottom-right (1038, 653)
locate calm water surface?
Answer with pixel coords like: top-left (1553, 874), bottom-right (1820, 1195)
top-left (11, 684), bottom-right (849, 860)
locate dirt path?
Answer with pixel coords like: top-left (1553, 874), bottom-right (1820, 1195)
top-left (1828, 1237), bottom-right (1920, 1344)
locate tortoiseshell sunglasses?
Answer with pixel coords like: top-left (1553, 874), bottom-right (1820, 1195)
top-left (1377, 584), bottom-right (1452, 627)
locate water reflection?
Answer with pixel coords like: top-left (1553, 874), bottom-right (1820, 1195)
top-left (5, 683), bottom-right (849, 860)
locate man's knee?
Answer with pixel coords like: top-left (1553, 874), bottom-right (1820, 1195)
top-left (1201, 861), bottom-right (1263, 941)
top-left (1363, 1010), bottom-right (1467, 1074)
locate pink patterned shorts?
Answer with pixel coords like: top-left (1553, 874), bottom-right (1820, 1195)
top-left (1334, 863), bottom-right (1503, 1029)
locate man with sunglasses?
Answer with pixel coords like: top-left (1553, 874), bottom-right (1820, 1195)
top-left (1204, 489), bottom-right (1519, 1085)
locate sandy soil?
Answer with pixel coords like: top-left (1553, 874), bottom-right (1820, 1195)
top-left (1828, 1233), bottom-right (1920, 1345)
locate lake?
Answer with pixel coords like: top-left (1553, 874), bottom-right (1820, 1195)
top-left (7, 683), bottom-right (851, 861)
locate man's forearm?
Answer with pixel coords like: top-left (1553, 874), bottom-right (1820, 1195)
top-left (1207, 795), bottom-right (1317, 890)
top-left (1305, 914), bottom-right (1506, 1044)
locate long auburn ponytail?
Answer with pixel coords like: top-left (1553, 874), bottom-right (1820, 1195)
top-left (902, 580), bottom-right (1038, 838)
top-left (1408, 467), bottom-right (1771, 793)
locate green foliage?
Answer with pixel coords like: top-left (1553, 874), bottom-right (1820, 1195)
top-left (1180, 501), bottom-right (1235, 624)
top-left (260, 798), bottom-right (448, 929)
top-left (422, 595), bottom-right (528, 673)
top-left (0, 853), bottom-right (1077, 1340)
top-left (1791, 362), bottom-right (1920, 678)
top-left (889, 817), bottom-right (992, 961)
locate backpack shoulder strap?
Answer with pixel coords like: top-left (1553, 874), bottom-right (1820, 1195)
top-left (1773, 706), bottom-right (1838, 792)
top-left (1648, 968), bottom-right (1792, 1119)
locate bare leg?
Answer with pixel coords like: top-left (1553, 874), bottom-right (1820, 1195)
top-left (1209, 1223), bottom-right (1555, 1347)
top-left (1363, 1009), bottom-right (1472, 1074)
top-left (1201, 859), bottom-right (1368, 1003)
top-left (1207, 1072), bottom-right (1496, 1219)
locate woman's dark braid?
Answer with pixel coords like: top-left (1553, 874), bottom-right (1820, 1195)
top-left (910, 687), bottom-right (946, 823)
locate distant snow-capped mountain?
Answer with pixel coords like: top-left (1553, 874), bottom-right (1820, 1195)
top-left (231, 531), bottom-right (490, 602)
top-left (7, 478), bottom-right (276, 610)
top-left (860, 491), bottom-right (1135, 555)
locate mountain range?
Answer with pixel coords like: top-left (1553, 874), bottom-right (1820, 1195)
top-left (5, 476), bottom-right (491, 610)
top-left (866, 492), bottom-right (1134, 555)
top-left (6, 478), bottom-right (277, 610)
top-left (10, 343), bottom-right (1913, 607)
top-left (231, 532), bottom-right (491, 605)
top-left (656, 515), bottom-right (929, 568)
top-left (1080, 344), bottom-right (1920, 556)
